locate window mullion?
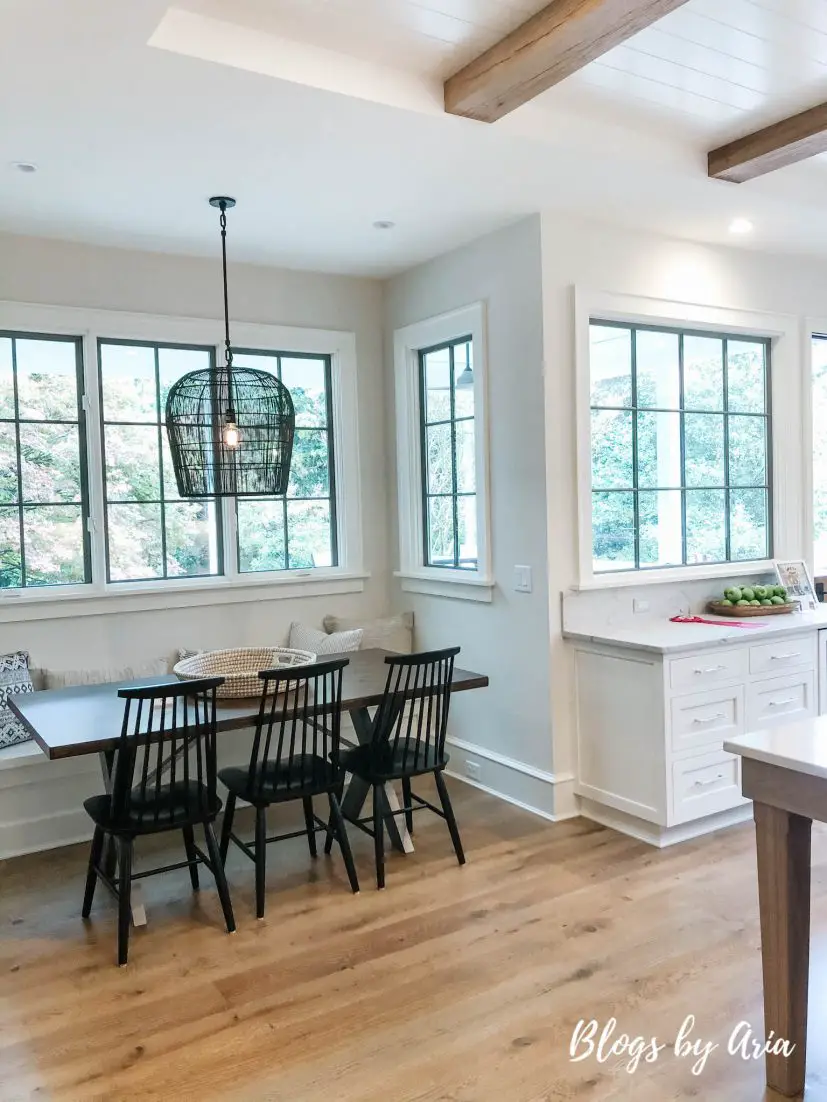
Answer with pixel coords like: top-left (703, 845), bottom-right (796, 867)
top-left (10, 337), bottom-right (25, 586)
top-left (678, 332), bottom-right (688, 567)
top-left (631, 328), bottom-right (640, 570)
top-left (723, 338), bottom-right (732, 563)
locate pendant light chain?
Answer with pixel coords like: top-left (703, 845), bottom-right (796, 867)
top-left (217, 200), bottom-right (235, 423)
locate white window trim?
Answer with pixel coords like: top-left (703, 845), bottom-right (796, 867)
top-left (0, 300), bottom-right (366, 618)
top-left (393, 302), bottom-right (492, 602)
top-left (574, 287), bottom-right (803, 589)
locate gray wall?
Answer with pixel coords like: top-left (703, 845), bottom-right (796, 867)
top-left (384, 217), bottom-right (558, 815)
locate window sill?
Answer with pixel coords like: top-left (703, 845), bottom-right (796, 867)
top-left (395, 570), bottom-right (495, 603)
top-left (0, 571), bottom-right (370, 623)
top-left (574, 561), bottom-right (776, 592)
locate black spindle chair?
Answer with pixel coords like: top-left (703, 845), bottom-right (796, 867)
top-left (81, 677), bottom-right (235, 966)
top-left (218, 657), bottom-right (358, 917)
top-left (329, 647), bottom-right (464, 889)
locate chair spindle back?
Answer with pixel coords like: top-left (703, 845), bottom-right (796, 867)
top-left (373, 647), bottom-right (460, 770)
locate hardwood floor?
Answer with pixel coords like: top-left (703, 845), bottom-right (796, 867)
top-left (1, 779), bottom-right (827, 1101)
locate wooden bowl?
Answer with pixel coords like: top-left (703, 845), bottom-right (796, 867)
top-left (706, 601), bottom-right (796, 618)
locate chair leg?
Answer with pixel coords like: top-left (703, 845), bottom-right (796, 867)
top-left (183, 825), bottom-right (199, 890)
top-left (82, 826), bottom-right (105, 919)
top-left (255, 806), bottom-right (267, 919)
top-left (328, 791), bottom-right (359, 894)
top-left (303, 796), bottom-right (317, 859)
top-left (324, 780), bottom-right (344, 856)
top-left (402, 777), bottom-right (414, 835)
top-left (434, 770), bottom-right (465, 866)
top-left (203, 821), bottom-right (236, 934)
top-left (373, 785), bottom-right (385, 890)
top-left (219, 791), bottom-right (236, 864)
top-left (117, 838), bottom-right (133, 967)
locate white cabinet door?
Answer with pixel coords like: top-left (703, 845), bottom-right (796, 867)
top-left (670, 648), bottom-right (748, 694)
top-left (670, 686), bottom-right (744, 756)
top-left (671, 751), bottom-right (745, 825)
top-left (749, 636), bottom-right (816, 676)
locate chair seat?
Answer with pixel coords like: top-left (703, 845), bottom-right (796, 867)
top-left (84, 781), bottom-right (222, 836)
top-left (219, 754), bottom-right (337, 805)
top-left (340, 741), bottom-right (449, 781)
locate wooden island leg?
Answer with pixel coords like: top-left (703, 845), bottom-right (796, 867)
top-left (754, 801), bottom-right (811, 1097)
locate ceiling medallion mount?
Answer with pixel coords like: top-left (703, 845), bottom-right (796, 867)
top-left (165, 198), bottom-right (295, 498)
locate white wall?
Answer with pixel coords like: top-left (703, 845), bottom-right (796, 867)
top-left (0, 231), bottom-right (389, 668)
top-left (384, 218), bottom-right (562, 817)
top-left (540, 212), bottom-right (827, 801)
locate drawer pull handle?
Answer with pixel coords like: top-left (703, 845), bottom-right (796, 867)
top-left (767, 698), bottom-right (797, 708)
top-left (693, 775), bottom-right (725, 788)
top-left (693, 665), bottom-right (727, 675)
top-left (770, 653), bottom-right (802, 662)
top-left (692, 713), bottom-right (727, 725)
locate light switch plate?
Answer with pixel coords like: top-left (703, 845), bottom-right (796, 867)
top-left (514, 565), bottom-right (532, 593)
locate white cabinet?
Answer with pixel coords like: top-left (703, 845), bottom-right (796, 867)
top-left (572, 629), bottom-right (818, 847)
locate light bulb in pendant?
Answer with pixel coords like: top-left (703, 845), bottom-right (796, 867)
top-left (223, 419), bottom-right (240, 449)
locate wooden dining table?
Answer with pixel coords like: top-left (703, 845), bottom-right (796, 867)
top-left (9, 647), bottom-right (488, 924)
top-left (725, 719), bottom-right (827, 1098)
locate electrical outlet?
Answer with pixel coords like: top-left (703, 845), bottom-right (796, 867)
top-left (465, 759), bottom-right (482, 781)
top-left (633, 598), bottom-right (650, 614)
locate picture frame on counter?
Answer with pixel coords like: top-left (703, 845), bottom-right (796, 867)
top-left (774, 560), bottom-right (818, 610)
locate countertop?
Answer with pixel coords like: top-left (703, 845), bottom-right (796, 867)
top-left (563, 605), bottom-right (827, 655)
top-left (726, 720), bottom-right (827, 781)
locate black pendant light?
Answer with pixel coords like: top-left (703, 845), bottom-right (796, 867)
top-left (166, 197), bottom-right (295, 498)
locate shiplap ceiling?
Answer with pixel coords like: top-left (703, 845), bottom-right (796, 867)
top-left (5, 0), bottom-right (827, 274)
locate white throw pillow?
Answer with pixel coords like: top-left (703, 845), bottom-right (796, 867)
top-left (44, 657), bottom-right (170, 690)
top-left (288, 622), bottom-right (362, 655)
top-left (323, 612), bottom-right (414, 654)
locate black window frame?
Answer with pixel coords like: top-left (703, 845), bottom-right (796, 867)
top-left (418, 335), bottom-right (477, 571)
top-left (233, 348), bottom-right (338, 573)
top-left (590, 319), bottom-right (773, 573)
top-left (97, 337), bottom-right (225, 584)
top-left (0, 329), bottom-right (92, 589)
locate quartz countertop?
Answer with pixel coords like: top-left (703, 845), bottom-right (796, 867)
top-left (726, 720), bottom-right (827, 781)
top-left (563, 605), bottom-right (827, 655)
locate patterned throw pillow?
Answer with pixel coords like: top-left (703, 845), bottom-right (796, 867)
top-left (288, 622), bottom-right (363, 655)
top-left (0, 651), bottom-right (34, 749)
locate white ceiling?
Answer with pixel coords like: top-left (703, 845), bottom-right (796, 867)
top-left (4, 0), bottom-right (827, 276)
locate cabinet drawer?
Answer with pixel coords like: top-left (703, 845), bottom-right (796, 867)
top-left (749, 636), bottom-right (815, 676)
top-left (746, 672), bottom-right (816, 730)
top-left (671, 751), bottom-right (744, 825)
top-left (670, 687), bottom-right (744, 755)
top-left (669, 648), bottom-right (748, 693)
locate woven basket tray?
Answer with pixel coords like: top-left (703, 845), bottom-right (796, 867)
top-left (706, 601), bottom-right (797, 618)
top-left (173, 647), bottom-right (316, 698)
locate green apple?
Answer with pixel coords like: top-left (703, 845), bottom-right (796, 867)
top-left (754, 585), bottom-right (768, 599)
top-left (750, 600), bottom-right (761, 606)
top-left (771, 596), bottom-right (784, 605)
top-left (760, 599), bottom-right (773, 606)
top-left (742, 587), bottom-right (755, 601)
top-left (719, 599), bottom-right (733, 607)
top-left (724, 587), bottom-right (743, 602)
top-left (737, 599), bottom-right (750, 606)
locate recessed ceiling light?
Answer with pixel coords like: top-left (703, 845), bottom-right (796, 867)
top-left (11, 161), bottom-right (37, 174)
top-left (729, 217), bottom-right (753, 235)
top-left (373, 220), bottom-right (395, 230)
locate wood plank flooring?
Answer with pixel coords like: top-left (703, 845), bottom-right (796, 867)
top-left (1, 779), bottom-right (827, 1100)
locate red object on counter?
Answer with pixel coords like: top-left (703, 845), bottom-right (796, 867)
top-left (670, 615), bottom-right (761, 629)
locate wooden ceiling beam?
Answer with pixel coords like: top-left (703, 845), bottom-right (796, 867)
top-left (709, 102), bottom-right (827, 183)
top-left (444, 0), bottom-right (692, 124)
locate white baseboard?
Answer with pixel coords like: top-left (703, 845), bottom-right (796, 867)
top-left (578, 797), bottom-right (753, 848)
top-left (445, 736), bottom-right (577, 822)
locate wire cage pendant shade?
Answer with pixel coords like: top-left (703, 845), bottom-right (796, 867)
top-left (166, 197), bottom-right (295, 498)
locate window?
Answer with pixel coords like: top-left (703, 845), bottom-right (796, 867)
top-left (233, 350), bottom-right (337, 573)
top-left (394, 303), bottom-right (491, 600)
top-left (0, 332), bottom-right (90, 588)
top-left (99, 340), bottom-right (222, 582)
top-left (589, 321), bottom-right (771, 574)
top-left (813, 335), bottom-right (827, 571)
top-left (418, 338), bottom-right (477, 570)
top-left (0, 303), bottom-right (363, 609)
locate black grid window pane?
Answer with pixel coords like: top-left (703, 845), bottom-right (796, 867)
top-left (0, 332), bottom-right (91, 589)
top-left (234, 350), bottom-right (337, 573)
top-left (419, 337), bottom-right (477, 570)
top-left (589, 321), bottom-right (771, 574)
top-left (99, 340), bottom-right (223, 582)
